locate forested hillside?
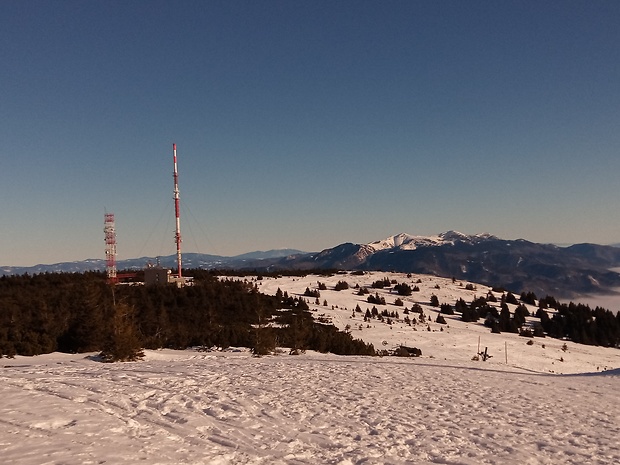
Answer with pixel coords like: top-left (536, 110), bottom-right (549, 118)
top-left (1, 270), bottom-right (618, 360)
top-left (0, 271), bottom-right (374, 359)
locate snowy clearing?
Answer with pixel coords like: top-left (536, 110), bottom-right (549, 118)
top-left (1, 350), bottom-right (619, 465)
top-left (255, 272), bottom-right (620, 375)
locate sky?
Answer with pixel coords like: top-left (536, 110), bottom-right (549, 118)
top-left (1, 0), bottom-right (620, 266)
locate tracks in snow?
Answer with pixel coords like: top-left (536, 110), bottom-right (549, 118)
top-left (1, 353), bottom-right (619, 465)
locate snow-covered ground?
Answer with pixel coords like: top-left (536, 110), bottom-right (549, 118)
top-left (2, 350), bottom-right (619, 465)
top-left (256, 272), bottom-right (620, 375)
top-left (1, 272), bottom-right (619, 464)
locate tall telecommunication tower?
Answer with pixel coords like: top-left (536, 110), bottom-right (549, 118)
top-left (104, 212), bottom-right (117, 284)
top-left (172, 143), bottom-right (182, 278)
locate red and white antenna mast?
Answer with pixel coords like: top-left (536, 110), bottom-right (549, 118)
top-left (172, 143), bottom-right (182, 278)
top-left (104, 212), bottom-right (117, 284)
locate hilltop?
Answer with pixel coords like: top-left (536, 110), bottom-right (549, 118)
top-left (254, 271), bottom-right (620, 375)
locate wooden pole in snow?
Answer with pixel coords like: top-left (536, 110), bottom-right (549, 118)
top-left (505, 341), bottom-right (508, 364)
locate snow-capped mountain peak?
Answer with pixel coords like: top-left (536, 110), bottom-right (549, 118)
top-left (368, 231), bottom-right (497, 252)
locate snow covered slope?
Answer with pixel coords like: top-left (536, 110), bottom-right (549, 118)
top-left (367, 231), bottom-right (497, 251)
top-left (1, 349), bottom-right (618, 464)
top-left (1, 271), bottom-right (618, 464)
top-left (256, 271), bottom-right (620, 375)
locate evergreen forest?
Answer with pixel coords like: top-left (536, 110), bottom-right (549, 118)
top-left (0, 271), bottom-right (375, 359)
top-left (1, 270), bottom-right (619, 360)
top-left (455, 292), bottom-right (620, 348)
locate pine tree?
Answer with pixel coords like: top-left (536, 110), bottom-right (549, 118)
top-left (99, 297), bottom-right (144, 363)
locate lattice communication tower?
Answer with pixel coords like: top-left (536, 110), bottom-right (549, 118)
top-left (172, 143), bottom-right (182, 278)
top-left (104, 212), bottom-right (117, 284)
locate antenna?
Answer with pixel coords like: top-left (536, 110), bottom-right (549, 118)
top-left (104, 211), bottom-right (117, 284)
top-left (172, 143), bottom-right (182, 278)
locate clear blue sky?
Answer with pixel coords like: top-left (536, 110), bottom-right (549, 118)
top-left (2, 0), bottom-right (619, 266)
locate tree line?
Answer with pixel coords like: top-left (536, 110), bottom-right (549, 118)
top-left (0, 271), bottom-right (374, 359)
top-left (437, 290), bottom-right (620, 348)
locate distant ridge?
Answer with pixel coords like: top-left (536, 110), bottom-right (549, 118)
top-left (229, 249), bottom-right (306, 261)
top-left (257, 232), bottom-right (620, 299)
top-left (367, 231), bottom-right (497, 251)
top-left (0, 249), bottom-right (306, 277)
top-left (4, 232), bottom-right (620, 299)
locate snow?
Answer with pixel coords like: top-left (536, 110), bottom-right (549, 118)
top-left (2, 350), bottom-right (619, 464)
top-left (1, 271), bottom-right (619, 464)
top-left (257, 272), bottom-right (620, 375)
top-left (366, 231), bottom-right (497, 252)
top-left (367, 233), bottom-right (448, 251)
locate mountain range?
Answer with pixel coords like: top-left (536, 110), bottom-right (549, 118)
top-left (0, 250), bottom-right (304, 277)
top-left (257, 231), bottom-right (620, 298)
top-left (272, 231), bottom-right (620, 298)
top-left (3, 232), bottom-right (620, 298)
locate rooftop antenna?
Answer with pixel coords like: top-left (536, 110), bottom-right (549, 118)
top-left (104, 211), bottom-right (117, 284)
top-left (172, 143), bottom-right (182, 278)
